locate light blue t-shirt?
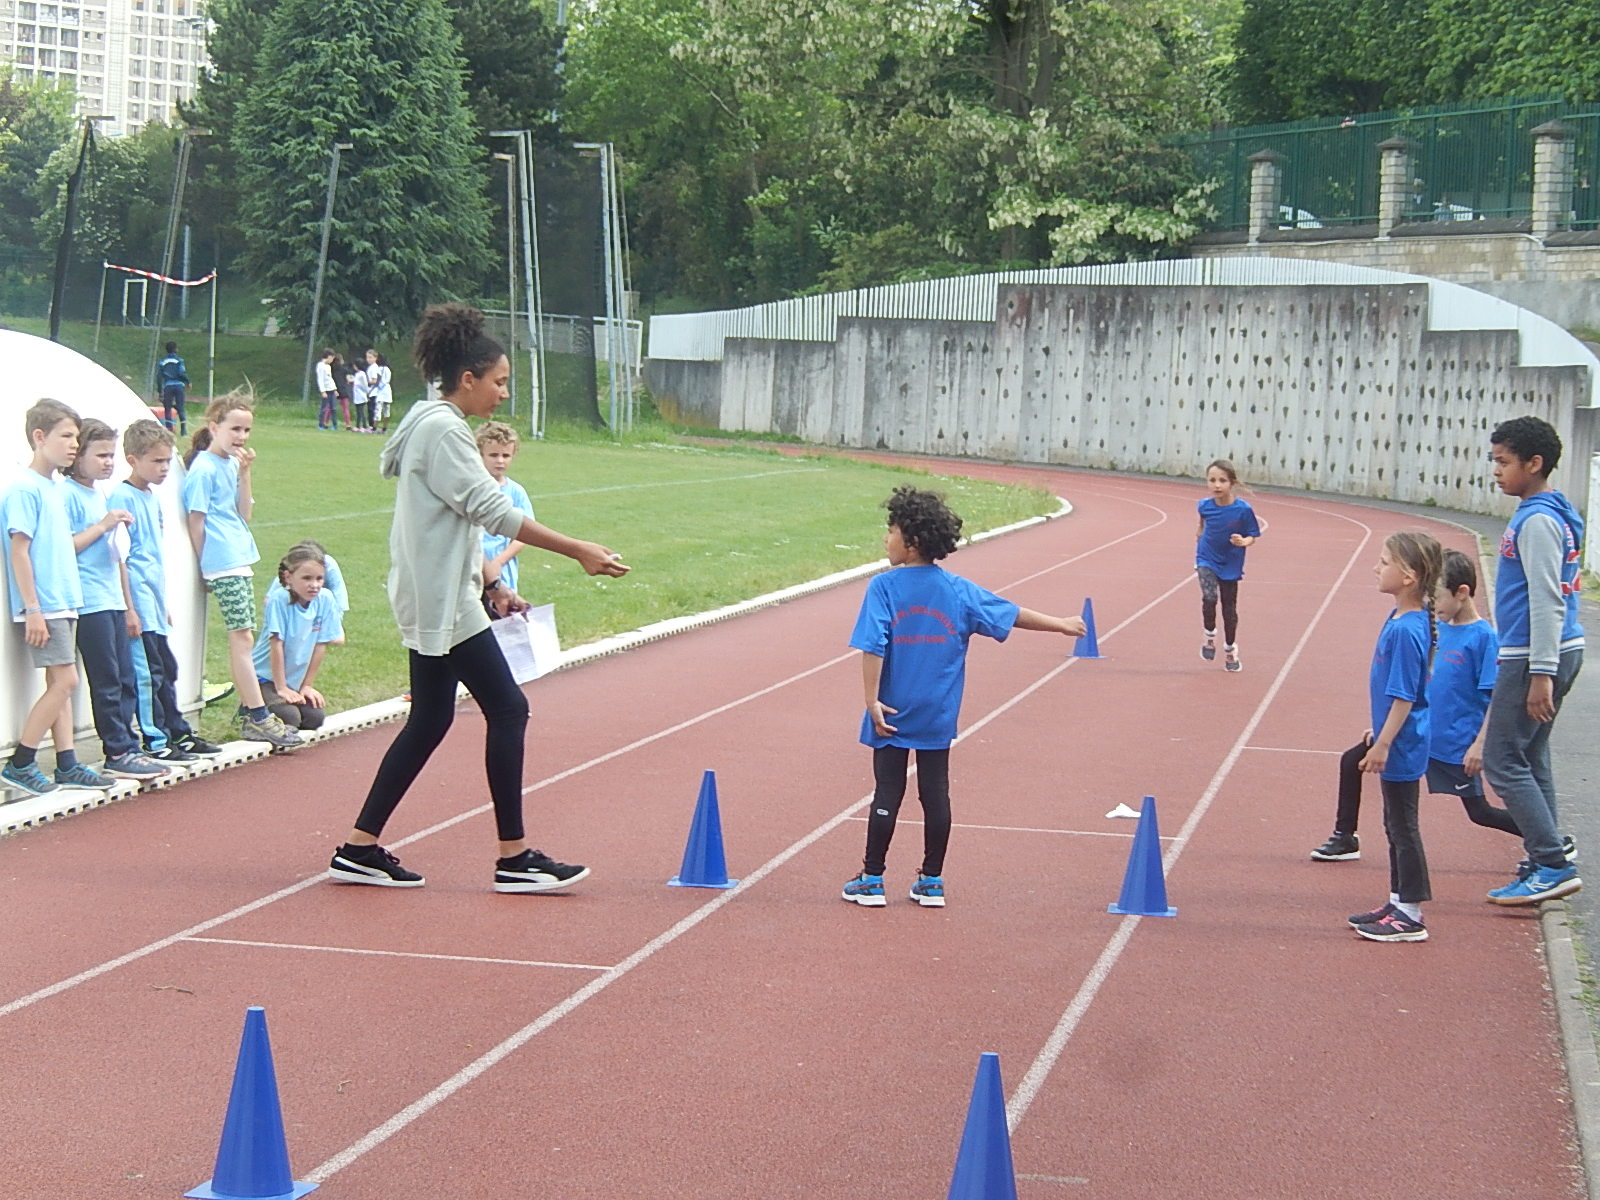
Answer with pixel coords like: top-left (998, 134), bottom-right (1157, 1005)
top-left (849, 564), bottom-right (1019, 750)
top-left (1428, 618), bottom-right (1497, 765)
top-left (62, 478), bottom-right (124, 615)
top-left (1195, 496), bottom-right (1261, 581)
top-left (2, 470), bottom-right (81, 618)
top-left (110, 480), bottom-right (168, 634)
top-left (481, 479), bottom-right (533, 594)
top-left (1369, 608), bottom-right (1432, 782)
top-left (252, 586), bottom-right (343, 691)
top-left (181, 450), bottom-right (258, 577)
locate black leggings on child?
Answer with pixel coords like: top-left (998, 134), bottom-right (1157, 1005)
top-left (354, 628), bottom-right (529, 842)
top-left (1197, 567), bottom-right (1239, 645)
top-left (863, 745), bottom-right (951, 877)
top-left (1333, 739), bottom-right (1520, 835)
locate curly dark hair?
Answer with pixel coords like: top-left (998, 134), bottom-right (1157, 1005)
top-left (413, 303), bottom-right (505, 394)
top-left (884, 486), bottom-right (962, 560)
top-left (1491, 416), bottom-right (1562, 476)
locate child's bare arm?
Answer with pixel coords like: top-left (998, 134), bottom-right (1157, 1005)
top-left (268, 637), bottom-right (301, 704)
top-left (861, 650), bottom-right (898, 737)
top-left (1014, 607), bottom-right (1087, 638)
top-left (119, 562), bottom-right (141, 638)
top-left (186, 509), bottom-right (207, 563)
top-left (1359, 698), bottom-right (1414, 774)
top-left (10, 532), bottom-right (46, 647)
top-left (71, 508), bottom-right (131, 552)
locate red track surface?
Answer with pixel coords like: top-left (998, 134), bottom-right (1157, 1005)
top-left (0, 464), bottom-right (1581, 1199)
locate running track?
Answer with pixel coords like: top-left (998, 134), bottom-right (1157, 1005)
top-left (0, 462), bottom-right (1581, 1199)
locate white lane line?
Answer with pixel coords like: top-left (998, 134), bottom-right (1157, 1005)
top-left (181, 937), bottom-right (611, 971)
top-left (1004, 502), bottom-right (1374, 1132)
top-left (0, 486), bottom-right (1164, 1020)
top-left (306, 530), bottom-right (1184, 1184)
top-left (843, 817), bottom-right (1168, 841)
top-left (1246, 746), bottom-right (1343, 755)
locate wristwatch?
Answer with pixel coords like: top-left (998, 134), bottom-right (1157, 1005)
top-left (485, 578), bottom-right (506, 592)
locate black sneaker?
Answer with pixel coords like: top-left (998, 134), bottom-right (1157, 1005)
top-left (329, 843), bottom-right (425, 887)
top-left (1348, 901), bottom-right (1395, 928)
top-left (151, 745), bottom-right (199, 763)
top-left (1310, 832), bottom-right (1360, 861)
top-left (1564, 834), bottom-right (1578, 863)
top-left (494, 849), bottom-right (590, 893)
top-left (175, 732), bottom-right (224, 757)
top-left (1353, 910), bottom-right (1428, 942)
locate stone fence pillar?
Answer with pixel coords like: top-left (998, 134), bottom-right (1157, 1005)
top-left (1532, 121), bottom-right (1575, 238)
top-left (1247, 149), bottom-right (1284, 245)
top-left (1377, 136), bottom-right (1413, 233)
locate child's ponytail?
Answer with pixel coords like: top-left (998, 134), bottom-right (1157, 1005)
top-left (1387, 531), bottom-right (1445, 667)
top-left (185, 390), bottom-right (256, 467)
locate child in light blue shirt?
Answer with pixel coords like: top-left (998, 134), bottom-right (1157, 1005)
top-left (476, 421), bottom-right (534, 595)
top-left (63, 418), bottom-right (165, 781)
top-left (253, 543), bottom-right (342, 731)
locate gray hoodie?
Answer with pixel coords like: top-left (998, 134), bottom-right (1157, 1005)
top-left (379, 399), bottom-right (524, 655)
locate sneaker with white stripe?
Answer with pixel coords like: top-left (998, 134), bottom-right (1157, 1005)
top-left (329, 843), bottom-right (425, 887)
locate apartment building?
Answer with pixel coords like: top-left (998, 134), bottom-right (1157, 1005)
top-left (0, 0), bottom-right (209, 134)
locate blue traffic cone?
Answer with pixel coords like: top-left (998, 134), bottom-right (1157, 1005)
top-left (1107, 796), bottom-right (1176, 917)
top-left (946, 1052), bottom-right (1018, 1200)
top-left (1071, 598), bottom-right (1101, 659)
top-left (668, 770), bottom-right (739, 889)
top-left (186, 1007), bottom-right (317, 1199)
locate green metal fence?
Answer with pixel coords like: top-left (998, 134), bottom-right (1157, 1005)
top-left (1176, 96), bottom-right (1600, 232)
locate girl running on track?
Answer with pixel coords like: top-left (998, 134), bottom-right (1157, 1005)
top-left (1345, 530), bottom-right (1443, 943)
top-left (327, 303), bottom-right (629, 893)
top-left (1195, 459), bottom-right (1260, 672)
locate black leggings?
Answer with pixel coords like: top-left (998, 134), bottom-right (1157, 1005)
top-left (354, 628), bottom-right (530, 842)
top-left (1197, 568), bottom-right (1239, 645)
top-left (863, 745), bottom-right (951, 877)
top-left (1381, 776), bottom-right (1431, 904)
top-left (1333, 739), bottom-right (1520, 837)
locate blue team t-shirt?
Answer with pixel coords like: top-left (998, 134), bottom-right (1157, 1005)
top-left (1369, 608), bottom-right (1432, 782)
top-left (1428, 619), bottom-right (1497, 765)
top-left (1195, 497), bottom-right (1261, 580)
top-left (2, 471), bottom-right (81, 618)
top-left (62, 478), bottom-right (125, 615)
top-left (481, 479), bottom-right (533, 594)
top-left (252, 586), bottom-right (343, 691)
top-left (849, 564), bottom-right (1020, 750)
top-left (181, 450), bottom-right (258, 577)
top-left (111, 481), bottom-right (168, 633)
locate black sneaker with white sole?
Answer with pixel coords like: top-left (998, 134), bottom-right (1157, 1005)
top-left (494, 849), bottom-right (590, 893)
top-left (329, 843), bottom-right (425, 887)
top-left (1311, 832), bottom-right (1360, 861)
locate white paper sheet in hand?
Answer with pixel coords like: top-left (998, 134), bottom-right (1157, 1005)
top-left (490, 604), bottom-right (561, 683)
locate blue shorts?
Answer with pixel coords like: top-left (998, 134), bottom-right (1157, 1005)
top-left (1425, 757), bottom-right (1483, 801)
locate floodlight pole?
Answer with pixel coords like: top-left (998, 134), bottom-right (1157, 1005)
top-left (302, 141), bottom-right (354, 406)
top-left (148, 126), bottom-right (209, 397)
top-left (49, 114), bottom-right (114, 343)
top-left (494, 151), bottom-right (517, 413)
top-left (492, 129), bottom-right (543, 436)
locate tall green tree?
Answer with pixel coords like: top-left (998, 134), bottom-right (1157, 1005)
top-left (450, 0), bottom-right (564, 138)
top-left (0, 68), bottom-right (75, 264)
top-left (232, 0), bottom-right (492, 346)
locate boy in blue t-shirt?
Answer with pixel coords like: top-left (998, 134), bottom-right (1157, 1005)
top-left (841, 487), bottom-right (1085, 908)
top-left (62, 419), bottom-right (167, 781)
top-left (1483, 416), bottom-right (1586, 905)
top-left (1, 400), bottom-right (114, 795)
top-left (476, 421), bottom-right (534, 595)
top-left (113, 419), bottom-right (222, 763)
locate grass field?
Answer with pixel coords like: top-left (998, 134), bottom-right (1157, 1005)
top-left (188, 406), bottom-right (1060, 740)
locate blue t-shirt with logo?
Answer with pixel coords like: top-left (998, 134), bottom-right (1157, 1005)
top-left (1428, 619), bottom-right (1497, 765)
top-left (252, 586), bottom-right (343, 691)
top-left (849, 564), bottom-right (1019, 750)
top-left (481, 479), bottom-right (534, 594)
top-left (111, 481), bottom-right (168, 633)
top-left (1195, 497), bottom-right (1261, 580)
top-left (1369, 608), bottom-right (1432, 782)
top-left (2, 471), bottom-right (81, 618)
top-left (61, 478), bottom-right (124, 615)
top-left (181, 450), bottom-right (258, 577)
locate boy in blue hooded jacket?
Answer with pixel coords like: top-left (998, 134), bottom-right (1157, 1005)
top-left (1483, 416), bottom-right (1586, 905)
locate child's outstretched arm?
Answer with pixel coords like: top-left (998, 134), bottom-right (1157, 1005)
top-left (861, 651), bottom-right (898, 737)
top-left (1014, 607), bottom-right (1088, 638)
top-left (1359, 699), bottom-right (1414, 774)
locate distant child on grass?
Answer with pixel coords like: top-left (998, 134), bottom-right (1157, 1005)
top-left (1195, 458), bottom-right (1260, 672)
top-left (315, 349), bottom-right (339, 431)
top-left (349, 352), bottom-right (371, 433)
top-left (841, 486), bottom-right (1086, 909)
top-left (62, 418), bottom-right (167, 782)
top-left (1311, 548), bottom-right (1519, 862)
top-left (252, 543), bottom-right (342, 731)
top-left (1342, 531), bottom-right (1442, 943)
top-left (1, 400), bottom-right (112, 795)
top-left (113, 419), bottom-right (222, 763)
top-left (182, 392), bottom-right (301, 749)
top-left (1482, 416), bottom-right (1586, 906)
top-left (156, 341), bottom-right (189, 435)
top-left (366, 349), bottom-right (393, 433)
top-left (476, 421), bottom-right (533, 596)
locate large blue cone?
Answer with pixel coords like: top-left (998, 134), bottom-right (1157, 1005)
top-left (1107, 796), bottom-right (1176, 917)
top-left (668, 769), bottom-right (739, 889)
top-left (946, 1052), bottom-right (1018, 1200)
top-left (187, 1007), bottom-right (317, 1199)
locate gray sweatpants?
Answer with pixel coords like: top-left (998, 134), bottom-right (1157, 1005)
top-left (1482, 649), bottom-right (1583, 869)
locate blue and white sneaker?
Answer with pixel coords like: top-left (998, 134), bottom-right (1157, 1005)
top-left (2, 761), bottom-right (57, 795)
top-left (1487, 863), bottom-right (1582, 906)
top-left (909, 874), bottom-right (946, 907)
top-left (841, 873), bottom-right (886, 907)
top-left (54, 763), bottom-right (116, 789)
